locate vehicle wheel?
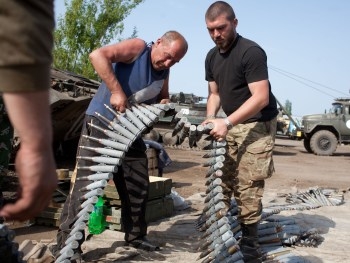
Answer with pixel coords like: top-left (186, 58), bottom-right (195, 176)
top-left (303, 138), bottom-right (313, 153)
top-left (310, 130), bottom-right (338, 156)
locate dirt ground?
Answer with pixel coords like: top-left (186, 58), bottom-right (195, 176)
top-left (5, 137), bottom-right (350, 262)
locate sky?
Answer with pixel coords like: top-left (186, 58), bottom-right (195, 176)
top-left (54, 0), bottom-right (350, 117)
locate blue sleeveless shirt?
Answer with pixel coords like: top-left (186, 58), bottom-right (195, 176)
top-left (86, 42), bottom-right (169, 120)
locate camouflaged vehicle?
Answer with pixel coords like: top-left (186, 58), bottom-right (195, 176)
top-left (12, 68), bottom-right (100, 158)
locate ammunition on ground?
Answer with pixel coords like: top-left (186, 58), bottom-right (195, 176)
top-left (188, 125), bottom-right (197, 148)
top-left (178, 122), bottom-right (191, 144)
top-left (79, 179), bottom-right (107, 192)
top-left (59, 240), bottom-right (79, 256)
top-left (199, 209), bottom-right (227, 230)
top-left (78, 188), bottom-right (103, 201)
top-left (79, 146), bottom-right (125, 159)
top-left (131, 105), bottom-right (153, 126)
top-left (72, 212), bottom-right (89, 226)
top-left (212, 250), bottom-right (243, 263)
top-left (205, 170), bottom-right (223, 185)
top-left (208, 240), bottom-right (240, 262)
top-left (258, 226), bottom-right (278, 237)
top-left (78, 165), bottom-right (118, 173)
top-left (258, 221), bottom-right (279, 230)
top-left (80, 196), bottom-right (99, 210)
top-left (203, 148), bottom-right (226, 158)
top-left (142, 103), bottom-right (165, 118)
top-left (203, 193), bottom-right (225, 213)
top-left (200, 229), bottom-right (233, 252)
top-left (55, 248), bottom-right (74, 263)
top-left (203, 216), bottom-right (229, 238)
top-left (65, 232), bottom-right (83, 245)
top-left (204, 186), bottom-right (223, 203)
top-left (82, 135), bottom-right (128, 152)
top-left (124, 108), bottom-right (147, 131)
top-left (226, 206), bottom-right (238, 217)
top-left (205, 162), bottom-right (224, 177)
top-left (206, 178), bottom-right (223, 194)
top-left (76, 172), bottom-right (113, 181)
top-left (202, 155), bottom-right (225, 167)
top-left (206, 223), bottom-right (231, 243)
top-left (172, 117), bottom-right (187, 136)
top-left (88, 122), bottom-right (132, 146)
top-left (77, 156), bottom-right (122, 166)
top-left (203, 140), bottom-right (227, 150)
top-left (135, 104), bottom-right (159, 122)
top-left (76, 204), bottom-right (94, 218)
top-left (205, 201), bottom-right (226, 217)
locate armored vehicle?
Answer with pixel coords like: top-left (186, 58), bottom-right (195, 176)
top-left (149, 92), bottom-right (226, 146)
top-left (12, 68), bottom-right (100, 158)
top-left (301, 97), bottom-right (350, 156)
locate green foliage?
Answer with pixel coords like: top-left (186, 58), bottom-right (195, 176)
top-left (284, 99), bottom-right (292, 115)
top-left (53, 0), bottom-right (143, 79)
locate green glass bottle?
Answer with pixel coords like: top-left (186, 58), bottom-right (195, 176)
top-left (88, 196), bottom-right (106, 234)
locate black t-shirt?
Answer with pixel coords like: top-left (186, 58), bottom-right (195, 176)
top-left (205, 34), bottom-right (278, 123)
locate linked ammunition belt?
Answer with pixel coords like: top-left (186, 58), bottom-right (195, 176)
top-left (171, 121), bottom-right (345, 262)
top-left (54, 102), bottom-right (174, 263)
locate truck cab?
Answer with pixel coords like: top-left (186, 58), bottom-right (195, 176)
top-left (302, 98), bottom-right (350, 155)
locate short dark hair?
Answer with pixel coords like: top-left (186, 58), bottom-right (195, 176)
top-left (205, 1), bottom-right (236, 21)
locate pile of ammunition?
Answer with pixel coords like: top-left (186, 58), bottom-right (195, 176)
top-left (195, 138), bottom-right (244, 263)
top-left (54, 103), bottom-right (174, 263)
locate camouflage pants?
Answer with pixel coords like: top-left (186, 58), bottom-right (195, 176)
top-left (221, 117), bottom-right (277, 224)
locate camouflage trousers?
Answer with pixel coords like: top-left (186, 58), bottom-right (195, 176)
top-left (221, 117), bottom-right (277, 224)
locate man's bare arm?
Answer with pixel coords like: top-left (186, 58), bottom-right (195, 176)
top-left (89, 38), bottom-right (146, 112)
top-left (206, 81), bottom-right (221, 118)
top-left (0, 90), bottom-right (57, 221)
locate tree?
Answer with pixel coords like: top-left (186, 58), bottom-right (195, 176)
top-left (284, 99), bottom-right (292, 115)
top-left (53, 0), bottom-right (144, 79)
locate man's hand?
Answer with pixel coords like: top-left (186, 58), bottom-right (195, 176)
top-left (110, 91), bottom-right (128, 113)
top-left (159, 98), bottom-right (170, 104)
top-left (0, 146), bottom-right (57, 221)
top-left (203, 118), bottom-right (228, 141)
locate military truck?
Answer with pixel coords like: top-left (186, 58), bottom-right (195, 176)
top-left (301, 97), bottom-right (350, 156)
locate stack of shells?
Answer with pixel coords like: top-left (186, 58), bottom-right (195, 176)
top-left (54, 102), bottom-right (175, 263)
top-left (195, 139), bottom-right (244, 263)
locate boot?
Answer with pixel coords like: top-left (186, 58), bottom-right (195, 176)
top-left (240, 223), bottom-right (263, 263)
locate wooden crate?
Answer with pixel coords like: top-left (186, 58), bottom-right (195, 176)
top-left (105, 176), bottom-right (172, 201)
top-left (147, 148), bottom-right (159, 176)
top-left (105, 195), bottom-right (174, 232)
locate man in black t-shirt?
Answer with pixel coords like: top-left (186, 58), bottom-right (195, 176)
top-left (203, 2), bottom-right (278, 262)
